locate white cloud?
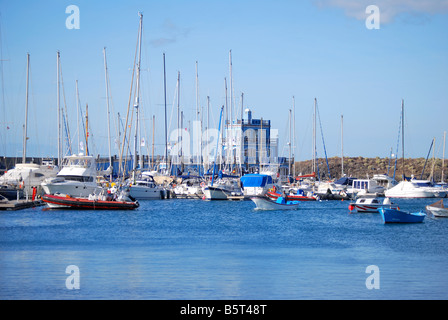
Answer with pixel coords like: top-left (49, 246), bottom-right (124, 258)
top-left (314, 0), bottom-right (448, 24)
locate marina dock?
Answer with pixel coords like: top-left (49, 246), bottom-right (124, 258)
top-left (0, 199), bottom-right (44, 211)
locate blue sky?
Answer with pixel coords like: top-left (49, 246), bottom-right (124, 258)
top-left (1, 0), bottom-right (447, 163)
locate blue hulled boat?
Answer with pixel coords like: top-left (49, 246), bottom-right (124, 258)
top-left (378, 207), bottom-right (426, 223)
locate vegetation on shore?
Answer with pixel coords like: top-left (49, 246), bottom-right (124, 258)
top-left (294, 156), bottom-right (446, 182)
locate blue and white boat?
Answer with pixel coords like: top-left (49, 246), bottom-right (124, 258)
top-left (378, 207), bottom-right (426, 223)
top-left (250, 195), bottom-right (299, 210)
top-left (240, 173), bottom-right (275, 197)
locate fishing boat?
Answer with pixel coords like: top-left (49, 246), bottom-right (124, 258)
top-left (250, 195), bottom-right (299, 210)
top-left (426, 199), bottom-right (448, 217)
top-left (349, 197), bottom-right (398, 213)
top-left (378, 207), bottom-right (426, 223)
top-left (42, 193), bottom-right (139, 210)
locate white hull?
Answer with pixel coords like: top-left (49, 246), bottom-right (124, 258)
top-left (349, 197), bottom-right (398, 213)
top-left (202, 187), bottom-right (229, 200)
top-left (426, 206), bottom-right (448, 217)
top-left (385, 181), bottom-right (438, 198)
top-left (41, 180), bottom-right (100, 197)
top-left (250, 196), bottom-right (299, 210)
top-left (129, 185), bottom-right (165, 199)
top-left (173, 185), bottom-right (203, 199)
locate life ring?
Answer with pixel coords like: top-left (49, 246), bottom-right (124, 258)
top-left (200, 182), bottom-right (206, 187)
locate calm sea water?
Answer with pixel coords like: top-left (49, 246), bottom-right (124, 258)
top-left (1, 197), bottom-right (447, 300)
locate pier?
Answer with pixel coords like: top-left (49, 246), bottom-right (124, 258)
top-left (0, 199), bottom-right (44, 211)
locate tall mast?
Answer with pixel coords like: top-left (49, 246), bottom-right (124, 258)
top-left (75, 80), bottom-right (80, 154)
top-left (206, 95), bottom-right (210, 168)
top-left (228, 50), bottom-right (233, 171)
top-left (288, 108), bottom-right (292, 177)
top-left (442, 131), bottom-right (446, 183)
top-left (103, 47), bottom-right (112, 181)
top-left (152, 115), bottom-right (155, 170)
top-left (163, 53), bottom-right (168, 173)
top-left (312, 98), bottom-right (317, 175)
top-left (132, 12), bottom-right (143, 179)
top-left (293, 96), bottom-right (296, 177)
top-left (57, 51), bottom-right (61, 165)
top-left (177, 71), bottom-right (180, 162)
top-left (85, 103), bottom-right (89, 156)
top-left (341, 114), bottom-right (344, 176)
top-left (401, 99), bottom-right (405, 179)
top-left (22, 53), bottom-right (30, 163)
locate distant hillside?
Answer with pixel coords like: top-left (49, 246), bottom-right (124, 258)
top-left (294, 156), bottom-right (446, 182)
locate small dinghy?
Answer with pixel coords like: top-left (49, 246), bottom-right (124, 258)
top-left (378, 207), bottom-right (426, 223)
top-left (42, 193), bottom-right (139, 210)
top-left (426, 199), bottom-right (448, 217)
top-left (250, 195), bottom-right (299, 210)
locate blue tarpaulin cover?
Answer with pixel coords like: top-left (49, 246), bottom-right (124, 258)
top-left (240, 174), bottom-right (273, 187)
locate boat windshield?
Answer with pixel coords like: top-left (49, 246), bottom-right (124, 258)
top-left (62, 158), bottom-right (92, 168)
top-left (59, 175), bottom-right (94, 182)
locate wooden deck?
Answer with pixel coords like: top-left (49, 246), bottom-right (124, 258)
top-left (0, 199), bottom-right (45, 211)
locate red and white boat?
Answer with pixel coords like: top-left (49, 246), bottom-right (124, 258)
top-left (348, 197), bottom-right (398, 213)
top-left (42, 193), bottom-right (139, 210)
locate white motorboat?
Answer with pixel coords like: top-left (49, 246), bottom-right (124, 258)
top-left (202, 178), bottom-right (243, 200)
top-left (348, 197), bottom-right (398, 213)
top-left (385, 180), bottom-right (442, 198)
top-left (172, 176), bottom-right (205, 199)
top-left (0, 160), bottom-right (58, 199)
top-left (250, 195), bottom-right (299, 210)
top-left (41, 154), bottom-right (101, 197)
top-left (372, 174), bottom-right (398, 190)
top-left (426, 199), bottom-right (448, 217)
top-left (128, 172), bottom-right (167, 200)
top-left (316, 181), bottom-right (346, 195)
top-left (346, 179), bottom-right (385, 198)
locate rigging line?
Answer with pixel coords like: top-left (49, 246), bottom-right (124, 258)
top-left (119, 17), bottom-right (139, 179)
top-left (138, 24), bottom-right (153, 161)
top-left (28, 59), bottom-right (41, 157)
top-left (58, 59), bottom-right (73, 155)
top-left (393, 106), bottom-right (402, 180)
top-left (167, 76), bottom-right (178, 141)
top-left (316, 101), bottom-right (331, 180)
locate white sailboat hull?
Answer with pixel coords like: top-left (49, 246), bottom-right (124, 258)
top-left (202, 186), bottom-right (229, 200)
top-left (385, 181), bottom-right (438, 198)
top-left (129, 185), bottom-right (165, 199)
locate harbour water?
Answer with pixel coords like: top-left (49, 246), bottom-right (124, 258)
top-left (1, 198), bottom-right (447, 300)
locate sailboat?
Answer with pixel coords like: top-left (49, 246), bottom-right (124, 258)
top-left (0, 53), bottom-right (58, 199)
top-left (123, 13), bottom-right (168, 200)
top-left (385, 100), bottom-right (437, 198)
top-left (202, 105), bottom-right (242, 200)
